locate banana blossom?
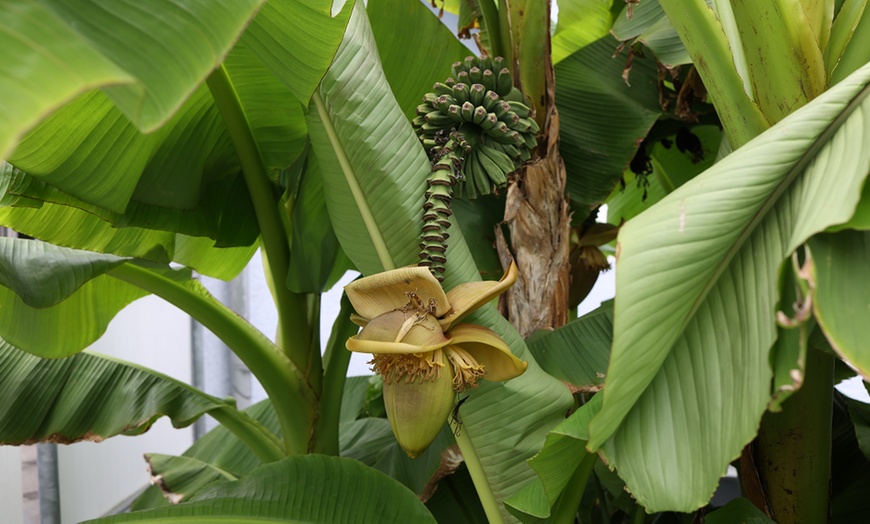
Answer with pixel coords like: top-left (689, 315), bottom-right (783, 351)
top-left (345, 262), bottom-right (527, 457)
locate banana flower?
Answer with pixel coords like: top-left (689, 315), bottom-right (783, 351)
top-left (345, 262), bottom-right (527, 457)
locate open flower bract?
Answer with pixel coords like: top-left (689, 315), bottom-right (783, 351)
top-left (344, 262), bottom-right (527, 457)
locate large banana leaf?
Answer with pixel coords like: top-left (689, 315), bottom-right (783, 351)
top-left (0, 339), bottom-right (250, 445)
top-left (0, 0), bottom-right (263, 160)
top-left (0, 165), bottom-right (255, 280)
top-left (556, 36), bottom-right (662, 210)
top-left (587, 63), bottom-right (870, 511)
top-left (368, 0), bottom-right (468, 119)
top-left (5, 45), bottom-right (296, 238)
top-left (307, 5), bottom-right (572, 521)
top-left (85, 455), bottom-right (436, 524)
top-left (2, 0), bottom-right (348, 272)
top-left (0, 238), bottom-right (150, 357)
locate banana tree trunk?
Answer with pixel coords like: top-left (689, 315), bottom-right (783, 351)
top-left (497, 110), bottom-right (571, 337)
top-left (496, 0), bottom-right (571, 337)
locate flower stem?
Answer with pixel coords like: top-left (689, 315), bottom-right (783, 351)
top-left (450, 418), bottom-right (504, 524)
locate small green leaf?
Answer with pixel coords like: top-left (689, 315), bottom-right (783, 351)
top-left (810, 230), bottom-right (870, 380)
top-left (527, 304), bottom-right (612, 391)
top-left (704, 498), bottom-right (775, 523)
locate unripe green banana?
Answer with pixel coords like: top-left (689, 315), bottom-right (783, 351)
top-left (484, 121), bottom-right (510, 139)
top-left (478, 113), bottom-right (499, 131)
top-left (423, 93), bottom-right (438, 105)
top-left (480, 90), bottom-right (500, 112)
top-left (501, 111), bottom-right (520, 126)
top-left (433, 82), bottom-right (453, 97)
top-left (422, 138), bottom-right (437, 150)
top-left (479, 55), bottom-right (492, 72)
top-left (492, 56), bottom-right (506, 71)
top-left (468, 66), bottom-right (483, 84)
top-left (451, 61), bottom-right (465, 79)
top-left (493, 100), bottom-right (511, 120)
top-left (471, 153), bottom-right (492, 194)
top-left (459, 101), bottom-right (475, 122)
top-left (463, 56), bottom-right (477, 72)
top-left (472, 106), bottom-right (487, 125)
top-left (447, 105), bottom-right (463, 122)
top-left (434, 95), bottom-right (456, 113)
top-left (452, 83), bottom-right (470, 104)
top-left (419, 123), bottom-right (443, 137)
top-left (425, 111), bottom-right (455, 127)
top-left (476, 146), bottom-right (502, 186)
top-left (468, 84), bottom-right (485, 107)
top-left (456, 70), bottom-right (469, 84)
top-left (523, 132), bottom-right (537, 149)
top-left (496, 68), bottom-right (513, 96)
top-left (507, 100), bottom-right (530, 118)
top-left (412, 116), bottom-right (427, 128)
top-left (516, 117), bottom-right (540, 134)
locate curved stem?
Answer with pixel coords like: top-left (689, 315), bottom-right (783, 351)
top-left (312, 293), bottom-right (358, 455)
top-left (206, 65), bottom-right (313, 376)
top-left (108, 263), bottom-right (315, 455)
top-left (450, 419), bottom-right (504, 524)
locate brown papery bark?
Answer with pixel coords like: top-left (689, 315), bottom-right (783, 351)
top-left (497, 107), bottom-right (571, 337)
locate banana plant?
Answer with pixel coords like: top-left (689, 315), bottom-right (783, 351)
top-left (1, 1), bottom-right (869, 523)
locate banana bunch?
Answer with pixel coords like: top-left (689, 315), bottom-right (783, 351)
top-left (412, 56), bottom-right (539, 199)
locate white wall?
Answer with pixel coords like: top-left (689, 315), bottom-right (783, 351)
top-left (0, 446), bottom-right (24, 524)
top-left (57, 295), bottom-right (194, 523)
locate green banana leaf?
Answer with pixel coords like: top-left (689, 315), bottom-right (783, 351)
top-left (587, 63), bottom-right (870, 511)
top-left (0, 0), bottom-right (263, 160)
top-left (141, 454), bottom-right (237, 506)
top-left (5, 45), bottom-right (297, 241)
top-left (0, 238), bottom-right (150, 357)
top-left (1, 0), bottom-right (349, 274)
top-left (133, 399), bottom-right (281, 511)
top-left (504, 395), bottom-right (602, 520)
top-left (527, 304), bottom-right (612, 391)
top-left (368, 0), bottom-right (468, 120)
top-left (284, 150), bottom-right (344, 293)
top-left (556, 36), bottom-right (662, 210)
top-left (611, 0), bottom-right (697, 66)
top-left (552, 0), bottom-right (615, 65)
top-left (239, 0), bottom-right (354, 106)
top-left (810, 230), bottom-right (870, 380)
top-left (0, 339), bottom-right (248, 445)
top-left (85, 455), bottom-right (436, 524)
top-left (0, 167), bottom-right (255, 280)
top-left (341, 418), bottom-right (455, 496)
top-left (307, 5), bottom-right (572, 521)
